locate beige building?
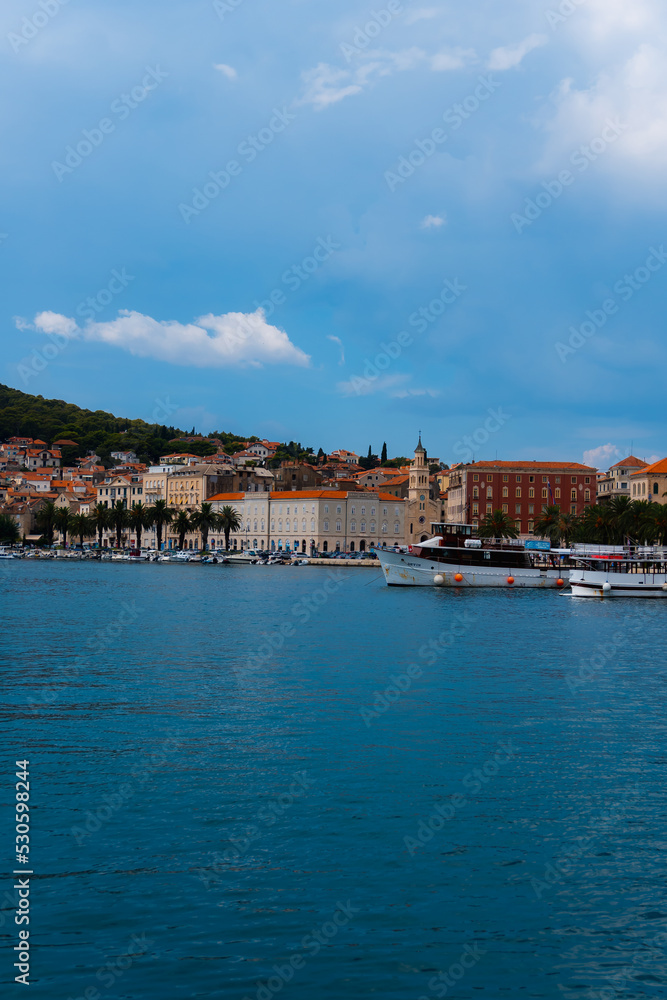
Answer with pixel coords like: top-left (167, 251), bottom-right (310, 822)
top-left (207, 489), bottom-right (406, 553)
top-left (597, 455), bottom-right (648, 500)
top-left (630, 458), bottom-right (667, 503)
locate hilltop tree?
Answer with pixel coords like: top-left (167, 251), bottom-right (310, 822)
top-left (381, 442), bottom-right (387, 464)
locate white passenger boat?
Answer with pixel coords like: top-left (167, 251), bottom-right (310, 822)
top-left (569, 544), bottom-right (667, 598)
top-left (377, 523), bottom-right (571, 588)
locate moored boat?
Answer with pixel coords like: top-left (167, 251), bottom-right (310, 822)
top-left (377, 522), bottom-right (571, 588)
top-left (569, 544), bottom-right (667, 598)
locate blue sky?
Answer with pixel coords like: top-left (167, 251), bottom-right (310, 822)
top-left (2, 0), bottom-right (666, 468)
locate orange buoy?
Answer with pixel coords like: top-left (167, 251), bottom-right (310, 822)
top-left (454, 573), bottom-right (463, 582)
top-left (556, 578), bottom-right (564, 587)
top-left (507, 576), bottom-right (514, 585)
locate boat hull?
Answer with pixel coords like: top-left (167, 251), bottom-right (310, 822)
top-left (569, 569), bottom-right (667, 598)
top-left (377, 549), bottom-right (568, 588)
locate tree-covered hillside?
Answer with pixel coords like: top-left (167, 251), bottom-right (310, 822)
top-left (0, 384), bottom-right (247, 466)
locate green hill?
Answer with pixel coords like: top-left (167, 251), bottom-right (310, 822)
top-left (0, 384), bottom-right (246, 466)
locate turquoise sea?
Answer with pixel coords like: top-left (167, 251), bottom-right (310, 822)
top-left (2, 561), bottom-right (667, 999)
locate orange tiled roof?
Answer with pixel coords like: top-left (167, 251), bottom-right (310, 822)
top-left (630, 458), bottom-right (667, 476)
top-left (610, 455), bottom-right (649, 470)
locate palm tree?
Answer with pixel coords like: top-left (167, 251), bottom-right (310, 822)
top-left (532, 505), bottom-right (562, 546)
top-left (190, 502), bottom-right (218, 551)
top-left (0, 513), bottom-right (20, 544)
top-left (607, 495), bottom-right (634, 541)
top-left (556, 511), bottom-right (577, 546)
top-left (35, 500), bottom-right (57, 545)
top-left (108, 500), bottom-right (128, 548)
top-left (477, 509), bottom-right (519, 540)
top-left (54, 506), bottom-right (73, 547)
top-left (127, 502), bottom-right (151, 550)
top-left (91, 503), bottom-right (110, 549)
top-left (648, 502), bottom-right (667, 545)
top-left (578, 504), bottom-right (615, 544)
top-left (218, 504), bottom-right (242, 550)
top-left (172, 510), bottom-right (192, 550)
top-left (149, 499), bottom-right (173, 552)
top-left (70, 512), bottom-right (93, 547)
top-left (624, 499), bottom-right (655, 544)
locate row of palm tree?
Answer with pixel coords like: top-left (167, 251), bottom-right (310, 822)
top-left (477, 496), bottom-right (667, 546)
top-left (33, 500), bottom-right (243, 550)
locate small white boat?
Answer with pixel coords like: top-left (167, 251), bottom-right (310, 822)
top-left (569, 544), bottom-right (667, 598)
top-left (0, 546), bottom-right (20, 559)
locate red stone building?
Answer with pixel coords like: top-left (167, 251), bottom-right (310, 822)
top-left (447, 461), bottom-right (597, 536)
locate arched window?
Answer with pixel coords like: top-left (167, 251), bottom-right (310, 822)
top-left (654, 482), bottom-right (659, 494)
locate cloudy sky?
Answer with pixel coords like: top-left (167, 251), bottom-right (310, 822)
top-left (2, 0), bottom-right (667, 466)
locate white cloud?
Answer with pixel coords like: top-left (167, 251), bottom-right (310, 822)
top-left (34, 311), bottom-right (80, 339)
top-left (298, 63), bottom-right (366, 110)
top-left (392, 386), bottom-right (439, 398)
top-left (337, 373), bottom-right (408, 397)
top-left (420, 214), bottom-right (446, 228)
top-left (487, 33), bottom-right (547, 70)
top-left (214, 63), bottom-right (237, 80)
top-left (336, 373), bottom-right (439, 398)
top-left (583, 443), bottom-right (622, 468)
top-left (431, 48), bottom-right (477, 71)
top-left (541, 43), bottom-right (667, 175)
top-left (327, 335), bottom-right (345, 365)
top-left (18, 309), bottom-right (310, 368)
top-left (298, 46), bottom-right (474, 109)
top-left (405, 8), bottom-right (439, 25)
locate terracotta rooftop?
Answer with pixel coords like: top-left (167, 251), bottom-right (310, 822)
top-left (630, 458), bottom-right (667, 476)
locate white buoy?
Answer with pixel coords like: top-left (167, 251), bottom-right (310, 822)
top-left (602, 582), bottom-right (611, 593)
top-left (434, 574), bottom-right (444, 585)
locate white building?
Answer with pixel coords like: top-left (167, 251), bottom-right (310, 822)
top-left (207, 489), bottom-right (406, 553)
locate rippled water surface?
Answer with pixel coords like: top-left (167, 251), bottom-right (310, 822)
top-left (2, 561), bottom-right (667, 999)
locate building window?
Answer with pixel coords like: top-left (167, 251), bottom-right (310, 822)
top-left (542, 488), bottom-right (547, 499)
top-left (555, 488), bottom-right (560, 500)
top-left (515, 504), bottom-right (521, 514)
top-left (361, 507), bottom-right (366, 515)
top-left (515, 487), bottom-right (521, 498)
top-left (394, 507), bottom-right (400, 515)
top-left (473, 474), bottom-right (479, 481)
top-left (394, 523), bottom-right (400, 533)
top-left (472, 503), bottom-right (479, 515)
top-left (324, 505), bottom-right (329, 513)
top-left (323, 520), bottom-right (329, 531)
top-left (486, 488), bottom-right (492, 498)
top-left (584, 489), bottom-right (591, 501)
top-left (570, 503), bottom-right (577, 513)
top-left (571, 489), bottom-right (577, 501)
top-left (529, 487), bottom-right (535, 498)
top-left (529, 476), bottom-right (534, 483)
top-left (336, 521), bottom-right (341, 532)
top-left (486, 503), bottom-right (492, 514)
top-left (336, 506), bottom-right (342, 514)
top-left (571, 477), bottom-right (577, 484)
top-left (383, 507), bottom-right (387, 516)
top-left (654, 483), bottom-right (659, 495)
top-left (585, 477), bottom-right (590, 484)
top-left (502, 487), bottom-right (508, 497)
top-left (502, 504), bottom-right (508, 513)
top-left (350, 520), bottom-right (356, 531)
top-left (361, 521), bottom-right (366, 532)
top-left (473, 487), bottom-right (479, 499)
top-left (528, 520), bottom-right (534, 534)
top-left (528, 504), bottom-right (534, 514)
top-left (503, 474), bottom-right (509, 482)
